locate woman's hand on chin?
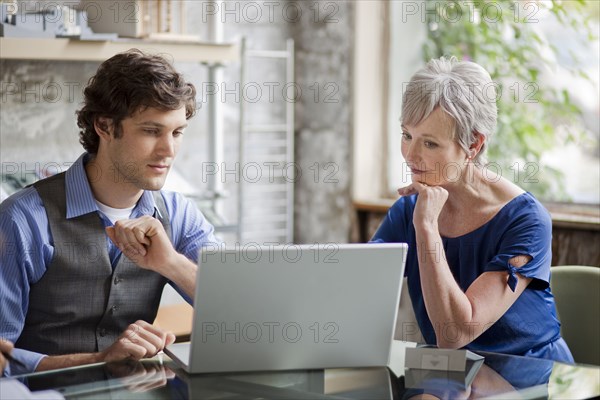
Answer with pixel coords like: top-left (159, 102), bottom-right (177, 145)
top-left (399, 182), bottom-right (449, 231)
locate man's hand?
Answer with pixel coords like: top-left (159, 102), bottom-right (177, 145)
top-left (106, 216), bottom-right (177, 274)
top-left (35, 322), bottom-right (175, 372)
top-left (105, 215), bottom-right (199, 300)
top-left (0, 338), bottom-right (14, 371)
top-left (100, 321), bottom-right (176, 363)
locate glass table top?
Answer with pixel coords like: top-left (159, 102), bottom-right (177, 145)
top-left (1, 342), bottom-right (599, 400)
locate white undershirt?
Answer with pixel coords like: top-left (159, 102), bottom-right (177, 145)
top-left (95, 200), bottom-right (134, 225)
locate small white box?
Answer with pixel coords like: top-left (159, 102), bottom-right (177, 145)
top-left (82, 0), bottom-right (144, 38)
top-left (82, 0), bottom-right (187, 38)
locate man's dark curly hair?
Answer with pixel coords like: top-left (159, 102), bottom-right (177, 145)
top-left (76, 49), bottom-right (197, 154)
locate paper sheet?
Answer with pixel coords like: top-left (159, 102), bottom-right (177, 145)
top-left (0, 378), bottom-right (64, 400)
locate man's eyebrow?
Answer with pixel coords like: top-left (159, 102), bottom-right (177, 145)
top-left (136, 121), bottom-right (188, 129)
top-left (136, 121), bottom-right (163, 127)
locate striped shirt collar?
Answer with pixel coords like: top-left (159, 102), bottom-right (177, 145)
top-left (65, 153), bottom-right (160, 220)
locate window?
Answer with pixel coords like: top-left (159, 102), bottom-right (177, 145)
top-left (386, 0), bottom-right (599, 205)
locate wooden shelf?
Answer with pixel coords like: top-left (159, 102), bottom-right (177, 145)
top-left (354, 198), bottom-right (394, 214)
top-left (0, 37), bottom-right (238, 63)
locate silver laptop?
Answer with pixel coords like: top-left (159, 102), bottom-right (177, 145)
top-left (165, 243), bottom-right (408, 374)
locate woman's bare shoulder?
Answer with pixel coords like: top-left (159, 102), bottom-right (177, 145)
top-left (492, 177), bottom-right (526, 204)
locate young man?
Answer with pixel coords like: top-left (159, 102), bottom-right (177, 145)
top-left (0, 49), bottom-right (218, 376)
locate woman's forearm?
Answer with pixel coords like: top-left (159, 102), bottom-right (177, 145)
top-left (415, 225), bottom-right (475, 348)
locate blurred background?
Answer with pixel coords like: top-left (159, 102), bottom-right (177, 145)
top-left (1, 1), bottom-right (598, 303)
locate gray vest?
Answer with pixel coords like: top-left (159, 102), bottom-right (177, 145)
top-left (16, 172), bottom-right (170, 355)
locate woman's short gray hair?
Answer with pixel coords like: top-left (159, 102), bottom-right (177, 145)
top-left (401, 57), bottom-right (497, 166)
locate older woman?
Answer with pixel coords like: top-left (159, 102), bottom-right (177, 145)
top-left (372, 57), bottom-right (573, 362)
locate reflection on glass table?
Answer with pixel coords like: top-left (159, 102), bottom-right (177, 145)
top-left (400, 352), bottom-right (555, 400)
top-left (397, 346), bottom-right (600, 400)
top-left (2, 341), bottom-right (599, 400)
top-left (9, 360), bottom-right (394, 400)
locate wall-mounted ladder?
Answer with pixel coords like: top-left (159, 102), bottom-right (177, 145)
top-left (238, 38), bottom-right (295, 245)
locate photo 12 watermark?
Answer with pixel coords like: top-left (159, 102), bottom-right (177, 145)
top-left (396, 319), bottom-right (546, 345)
top-left (1, 239), bottom-right (106, 263)
top-left (201, 161), bottom-right (339, 184)
top-left (1, 162), bottom-right (73, 181)
top-left (401, 80), bottom-right (540, 106)
top-left (198, 1), bottom-right (340, 24)
top-left (1, 81), bottom-right (82, 104)
top-left (399, 161), bottom-right (540, 185)
top-left (201, 320), bottom-right (340, 344)
top-left (200, 242), bottom-right (341, 264)
top-left (400, 1), bottom-right (541, 24)
top-left (199, 81), bottom-right (340, 105)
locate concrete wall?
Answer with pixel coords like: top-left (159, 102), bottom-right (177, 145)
top-left (289, 0), bottom-right (354, 243)
top-left (0, 0), bottom-right (355, 244)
